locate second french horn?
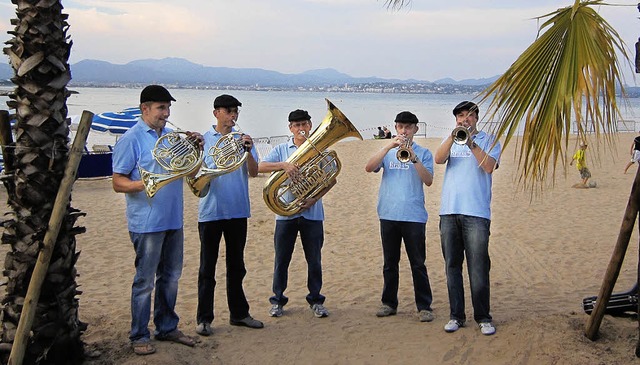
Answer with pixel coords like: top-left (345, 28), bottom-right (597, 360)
top-left (186, 132), bottom-right (250, 197)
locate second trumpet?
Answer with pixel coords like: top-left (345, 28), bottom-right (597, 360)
top-left (452, 126), bottom-right (470, 145)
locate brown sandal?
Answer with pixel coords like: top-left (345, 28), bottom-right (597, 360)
top-left (132, 342), bottom-right (156, 355)
top-left (155, 329), bottom-right (196, 347)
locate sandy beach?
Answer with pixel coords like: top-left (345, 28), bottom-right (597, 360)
top-left (2, 134), bottom-right (639, 365)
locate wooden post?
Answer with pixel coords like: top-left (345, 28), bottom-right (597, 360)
top-left (585, 164), bottom-right (640, 340)
top-left (7, 110), bottom-right (93, 365)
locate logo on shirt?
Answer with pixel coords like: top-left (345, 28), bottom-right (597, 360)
top-left (451, 150), bottom-right (472, 158)
top-left (389, 161), bottom-right (410, 170)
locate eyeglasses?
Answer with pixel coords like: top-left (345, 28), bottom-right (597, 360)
top-left (218, 107), bottom-right (240, 115)
top-left (290, 121), bottom-right (310, 128)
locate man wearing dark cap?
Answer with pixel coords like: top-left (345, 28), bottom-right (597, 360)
top-left (112, 85), bottom-right (201, 355)
top-left (434, 101), bottom-right (501, 336)
top-left (258, 109), bottom-right (333, 319)
top-left (195, 94), bottom-right (263, 336)
top-left (365, 111), bottom-right (436, 323)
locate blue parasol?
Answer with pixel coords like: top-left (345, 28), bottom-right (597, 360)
top-left (91, 107), bottom-right (141, 135)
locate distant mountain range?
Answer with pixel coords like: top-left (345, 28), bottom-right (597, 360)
top-left (0, 57), bottom-right (500, 88)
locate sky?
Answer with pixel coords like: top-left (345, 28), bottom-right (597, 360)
top-left (0, 0), bottom-right (638, 83)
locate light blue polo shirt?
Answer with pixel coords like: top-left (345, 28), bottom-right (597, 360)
top-left (262, 138), bottom-right (325, 221)
top-left (373, 142), bottom-right (434, 223)
top-left (198, 126), bottom-right (259, 222)
top-left (112, 118), bottom-right (184, 233)
top-left (439, 131), bottom-right (501, 220)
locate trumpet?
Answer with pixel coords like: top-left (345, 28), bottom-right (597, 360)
top-left (140, 131), bottom-right (203, 198)
top-left (186, 132), bottom-right (250, 197)
top-left (452, 126), bottom-right (470, 145)
top-left (396, 135), bottom-right (414, 163)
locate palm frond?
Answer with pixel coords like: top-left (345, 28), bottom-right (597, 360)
top-left (477, 0), bottom-right (630, 190)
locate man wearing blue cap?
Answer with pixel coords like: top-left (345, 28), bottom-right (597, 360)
top-left (112, 85), bottom-right (202, 355)
top-left (434, 101), bottom-right (501, 336)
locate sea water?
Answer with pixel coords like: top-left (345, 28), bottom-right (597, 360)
top-left (2, 87), bottom-right (640, 147)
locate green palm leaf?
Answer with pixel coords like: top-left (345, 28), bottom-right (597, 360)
top-left (478, 0), bottom-right (630, 189)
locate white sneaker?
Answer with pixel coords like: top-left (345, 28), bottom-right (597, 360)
top-left (479, 322), bottom-right (496, 336)
top-left (444, 319), bottom-right (464, 333)
top-left (269, 304), bottom-right (283, 317)
top-left (311, 304), bottom-right (329, 318)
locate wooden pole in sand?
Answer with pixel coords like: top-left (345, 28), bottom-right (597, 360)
top-left (8, 110), bottom-right (93, 365)
top-left (584, 165), bottom-right (640, 340)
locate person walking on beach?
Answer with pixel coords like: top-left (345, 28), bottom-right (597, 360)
top-left (365, 111), bottom-right (436, 323)
top-left (195, 94), bottom-right (263, 337)
top-left (434, 101), bottom-right (501, 336)
top-left (570, 143), bottom-right (591, 188)
top-left (624, 132), bottom-right (640, 174)
top-left (258, 109), bottom-right (332, 319)
top-left (112, 85), bottom-right (201, 355)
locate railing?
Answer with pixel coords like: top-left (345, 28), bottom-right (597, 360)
top-left (571, 120), bottom-right (638, 134)
top-left (254, 135), bottom-right (290, 160)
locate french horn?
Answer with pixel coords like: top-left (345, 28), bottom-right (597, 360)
top-left (186, 132), bottom-right (250, 197)
top-left (140, 131), bottom-right (203, 198)
top-left (263, 99), bottom-right (362, 216)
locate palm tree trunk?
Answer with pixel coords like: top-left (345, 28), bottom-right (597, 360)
top-left (0, 1), bottom-right (86, 364)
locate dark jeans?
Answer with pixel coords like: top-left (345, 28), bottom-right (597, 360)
top-left (197, 218), bottom-right (250, 323)
top-left (270, 217), bottom-right (325, 306)
top-left (439, 214), bottom-right (492, 323)
top-left (379, 219), bottom-right (433, 311)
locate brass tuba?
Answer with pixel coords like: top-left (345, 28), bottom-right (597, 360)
top-left (140, 131), bottom-right (203, 198)
top-left (186, 132), bottom-right (249, 197)
top-left (263, 99), bottom-right (362, 216)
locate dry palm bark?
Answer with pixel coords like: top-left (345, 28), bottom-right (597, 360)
top-left (0, 1), bottom-right (86, 364)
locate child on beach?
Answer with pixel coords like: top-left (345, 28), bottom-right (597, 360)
top-left (570, 143), bottom-right (591, 188)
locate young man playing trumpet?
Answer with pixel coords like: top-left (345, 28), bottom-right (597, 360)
top-left (195, 94), bottom-right (263, 336)
top-left (434, 101), bottom-right (501, 336)
top-left (364, 111), bottom-right (436, 323)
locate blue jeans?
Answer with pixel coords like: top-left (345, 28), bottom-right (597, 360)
top-left (197, 219), bottom-right (250, 323)
top-left (439, 215), bottom-right (492, 323)
top-left (380, 220), bottom-right (433, 311)
top-left (129, 229), bottom-right (184, 343)
top-left (270, 217), bottom-right (325, 306)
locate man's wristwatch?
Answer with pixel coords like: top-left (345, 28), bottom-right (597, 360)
top-left (411, 158), bottom-right (418, 164)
